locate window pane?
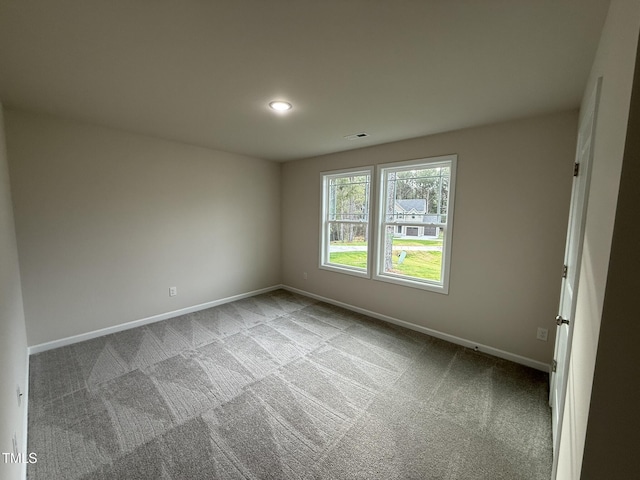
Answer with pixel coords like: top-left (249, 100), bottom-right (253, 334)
top-left (328, 222), bottom-right (369, 269)
top-left (387, 166), bottom-right (449, 224)
top-left (328, 175), bottom-right (370, 222)
top-left (380, 225), bottom-right (444, 281)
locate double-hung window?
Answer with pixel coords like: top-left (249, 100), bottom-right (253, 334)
top-left (319, 155), bottom-right (456, 293)
top-left (320, 167), bottom-right (373, 277)
top-left (375, 155), bottom-right (456, 293)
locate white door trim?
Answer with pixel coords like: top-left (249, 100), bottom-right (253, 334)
top-left (550, 76), bottom-right (602, 479)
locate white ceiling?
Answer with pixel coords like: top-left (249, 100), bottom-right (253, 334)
top-left (0, 0), bottom-right (610, 161)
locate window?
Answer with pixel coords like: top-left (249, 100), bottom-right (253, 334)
top-left (320, 167), bottom-right (373, 277)
top-left (375, 155), bottom-right (456, 293)
top-left (318, 155), bottom-right (456, 293)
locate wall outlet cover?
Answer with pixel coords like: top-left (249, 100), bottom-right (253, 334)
top-left (536, 327), bottom-right (549, 341)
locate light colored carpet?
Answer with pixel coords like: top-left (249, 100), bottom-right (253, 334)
top-left (27, 289), bottom-right (552, 479)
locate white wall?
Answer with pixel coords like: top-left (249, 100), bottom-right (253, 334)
top-left (580, 30), bottom-right (640, 478)
top-left (282, 111), bottom-right (578, 365)
top-left (0, 104), bottom-right (29, 479)
top-left (5, 109), bottom-right (282, 346)
top-left (556, 1), bottom-right (640, 478)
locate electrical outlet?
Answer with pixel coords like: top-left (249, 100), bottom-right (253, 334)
top-left (536, 327), bottom-right (549, 341)
top-left (169, 286), bottom-right (177, 297)
top-left (303, 272), bottom-right (308, 280)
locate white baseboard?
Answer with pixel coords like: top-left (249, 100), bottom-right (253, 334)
top-left (283, 285), bottom-right (551, 373)
top-left (28, 285), bottom-right (283, 355)
top-left (28, 282), bottom-right (551, 374)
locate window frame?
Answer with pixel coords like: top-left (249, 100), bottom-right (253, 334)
top-left (319, 166), bottom-right (374, 278)
top-left (374, 155), bottom-right (457, 294)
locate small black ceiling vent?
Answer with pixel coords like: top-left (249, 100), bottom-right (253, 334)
top-left (344, 132), bottom-right (369, 140)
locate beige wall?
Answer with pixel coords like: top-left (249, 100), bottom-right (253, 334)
top-left (0, 104), bottom-right (29, 479)
top-left (556, 1), bottom-right (640, 478)
top-left (5, 109), bottom-right (281, 346)
top-left (282, 111), bottom-right (578, 365)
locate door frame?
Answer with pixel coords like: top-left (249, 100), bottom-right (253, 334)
top-left (550, 76), bottom-right (602, 479)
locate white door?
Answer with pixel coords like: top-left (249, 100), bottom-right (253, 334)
top-left (550, 77), bottom-right (602, 477)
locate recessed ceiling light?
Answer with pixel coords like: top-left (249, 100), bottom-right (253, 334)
top-left (269, 101), bottom-right (292, 112)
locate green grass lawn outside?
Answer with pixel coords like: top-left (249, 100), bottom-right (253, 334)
top-left (330, 237), bottom-right (443, 248)
top-left (329, 249), bottom-right (442, 281)
top-left (329, 251), bottom-right (369, 269)
top-left (393, 238), bottom-right (443, 247)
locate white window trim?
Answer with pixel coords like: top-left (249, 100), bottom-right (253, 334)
top-left (374, 154), bottom-right (457, 294)
top-left (319, 166), bottom-right (374, 279)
